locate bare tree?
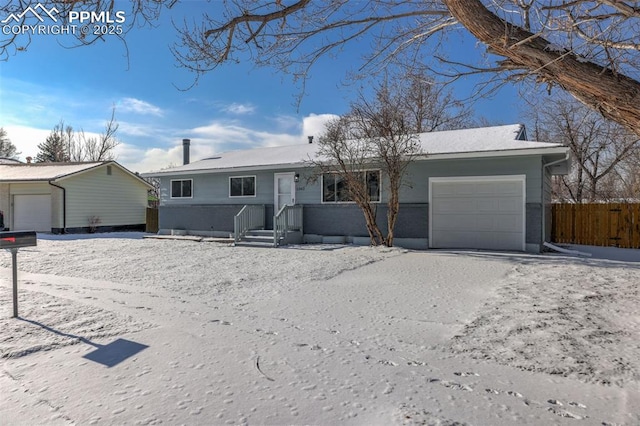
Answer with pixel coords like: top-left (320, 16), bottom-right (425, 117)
top-left (311, 116), bottom-right (388, 245)
top-left (35, 109), bottom-right (120, 163)
top-left (169, 0), bottom-right (640, 136)
top-left (74, 107), bottom-right (120, 162)
top-left (0, 127), bottom-right (20, 158)
top-left (527, 94), bottom-right (640, 202)
top-left (4, 1), bottom-right (640, 136)
top-left (0, 1), bottom-right (168, 61)
top-left (608, 145), bottom-right (640, 201)
top-left (394, 69), bottom-right (474, 132)
top-left (308, 73), bottom-right (467, 246)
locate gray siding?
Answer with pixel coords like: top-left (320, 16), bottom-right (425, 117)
top-left (160, 156), bottom-right (545, 207)
top-left (303, 203), bottom-right (428, 239)
top-left (160, 204), bottom-right (275, 234)
top-left (160, 168), bottom-right (311, 206)
top-left (399, 156), bottom-right (543, 203)
top-left (160, 201), bottom-right (543, 245)
top-left (526, 203), bottom-right (542, 246)
top-left (543, 166), bottom-right (553, 243)
top-left (157, 155), bottom-right (548, 249)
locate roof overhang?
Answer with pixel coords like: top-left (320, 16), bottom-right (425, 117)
top-left (53, 161), bottom-right (154, 189)
top-left (420, 146), bottom-right (569, 161)
top-left (142, 146), bottom-right (570, 178)
top-left (0, 161), bottom-right (154, 189)
top-left (142, 163), bottom-right (310, 178)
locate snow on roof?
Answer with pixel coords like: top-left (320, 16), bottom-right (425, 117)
top-left (0, 157), bottom-right (22, 164)
top-left (145, 124), bottom-right (566, 176)
top-left (0, 162), bottom-right (104, 181)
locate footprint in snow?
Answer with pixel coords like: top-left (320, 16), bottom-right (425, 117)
top-left (439, 381), bottom-right (473, 392)
top-left (454, 372), bottom-right (479, 377)
top-left (547, 407), bottom-right (586, 420)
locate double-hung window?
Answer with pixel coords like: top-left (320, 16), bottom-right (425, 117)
top-left (229, 176), bottom-right (256, 197)
top-left (322, 170), bottom-right (381, 203)
top-left (171, 179), bottom-right (192, 198)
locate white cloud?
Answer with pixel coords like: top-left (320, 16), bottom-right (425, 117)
top-left (116, 145), bottom-right (184, 174)
top-left (117, 121), bottom-right (158, 137)
top-left (223, 103), bottom-right (256, 115)
top-left (5, 113), bottom-right (339, 173)
top-left (118, 98), bottom-right (163, 116)
top-left (123, 113), bottom-right (338, 173)
top-left (272, 114), bottom-right (301, 131)
top-left (3, 125), bottom-right (51, 161)
top-left (4, 125), bottom-right (103, 162)
top-left (301, 113), bottom-right (339, 140)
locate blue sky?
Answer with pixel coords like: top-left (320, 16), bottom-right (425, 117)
top-left (0, 2), bottom-right (525, 173)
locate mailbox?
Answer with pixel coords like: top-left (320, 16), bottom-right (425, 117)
top-left (0, 231), bottom-right (37, 249)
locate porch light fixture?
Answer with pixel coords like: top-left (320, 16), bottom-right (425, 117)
top-left (294, 173), bottom-right (300, 183)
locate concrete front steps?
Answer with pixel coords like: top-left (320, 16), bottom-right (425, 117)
top-left (234, 229), bottom-right (302, 247)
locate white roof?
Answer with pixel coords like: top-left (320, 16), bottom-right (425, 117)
top-left (144, 124), bottom-right (567, 177)
top-left (0, 157), bottom-right (22, 164)
top-left (0, 162), bottom-right (105, 182)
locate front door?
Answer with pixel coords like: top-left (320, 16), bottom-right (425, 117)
top-left (274, 172), bottom-right (296, 212)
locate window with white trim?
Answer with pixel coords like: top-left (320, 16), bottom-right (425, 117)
top-left (229, 176), bottom-right (256, 197)
top-left (171, 179), bottom-right (192, 198)
top-left (322, 170), bottom-right (381, 203)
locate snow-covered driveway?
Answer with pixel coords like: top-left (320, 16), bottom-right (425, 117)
top-left (1, 234), bottom-right (639, 425)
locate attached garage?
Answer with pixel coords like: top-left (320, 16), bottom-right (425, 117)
top-left (429, 175), bottom-right (525, 251)
top-left (13, 194), bottom-right (52, 232)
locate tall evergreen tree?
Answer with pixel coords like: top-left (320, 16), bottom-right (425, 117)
top-left (0, 127), bottom-right (20, 158)
top-left (35, 122), bottom-right (71, 163)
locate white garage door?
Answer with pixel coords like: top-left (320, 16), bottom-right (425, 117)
top-left (13, 194), bottom-right (52, 232)
top-left (430, 176), bottom-right (525, 251)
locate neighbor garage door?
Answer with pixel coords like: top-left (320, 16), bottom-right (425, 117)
top-left (13, 194), bottom-right (52, 232)
top-left (430, 176), bottom-right (525, 251)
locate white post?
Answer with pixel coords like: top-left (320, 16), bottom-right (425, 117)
top-left (11, 248), bottom-right (18, 318)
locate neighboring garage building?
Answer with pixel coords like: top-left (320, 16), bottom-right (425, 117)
top-left (145, 124), bottom-right (570, 252)
top-left (0, 161), bottom-right (152, 233)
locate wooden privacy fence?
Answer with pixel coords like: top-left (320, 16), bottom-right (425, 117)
top-left (146, 208), bottom-right (159, 233)
top-left (552, 203), bottom-right (640, 249)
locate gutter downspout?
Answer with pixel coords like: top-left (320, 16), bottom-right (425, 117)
top-left (48, 181), bottom-right (66, 234)
top-left (541, 151), bottom-right (570, 249)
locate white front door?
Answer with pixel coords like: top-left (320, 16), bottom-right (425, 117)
top-left (274, 173), bottom-right (296, 212)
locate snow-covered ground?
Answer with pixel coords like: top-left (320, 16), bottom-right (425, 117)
top-left (1, 233), bottom-right (639, 425)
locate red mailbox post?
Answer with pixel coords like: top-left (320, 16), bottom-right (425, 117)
top-left (1, 231), bottom-right (37, 318)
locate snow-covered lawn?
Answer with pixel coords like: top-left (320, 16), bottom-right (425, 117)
top-left (1, 233), bottom-right (639, 425)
